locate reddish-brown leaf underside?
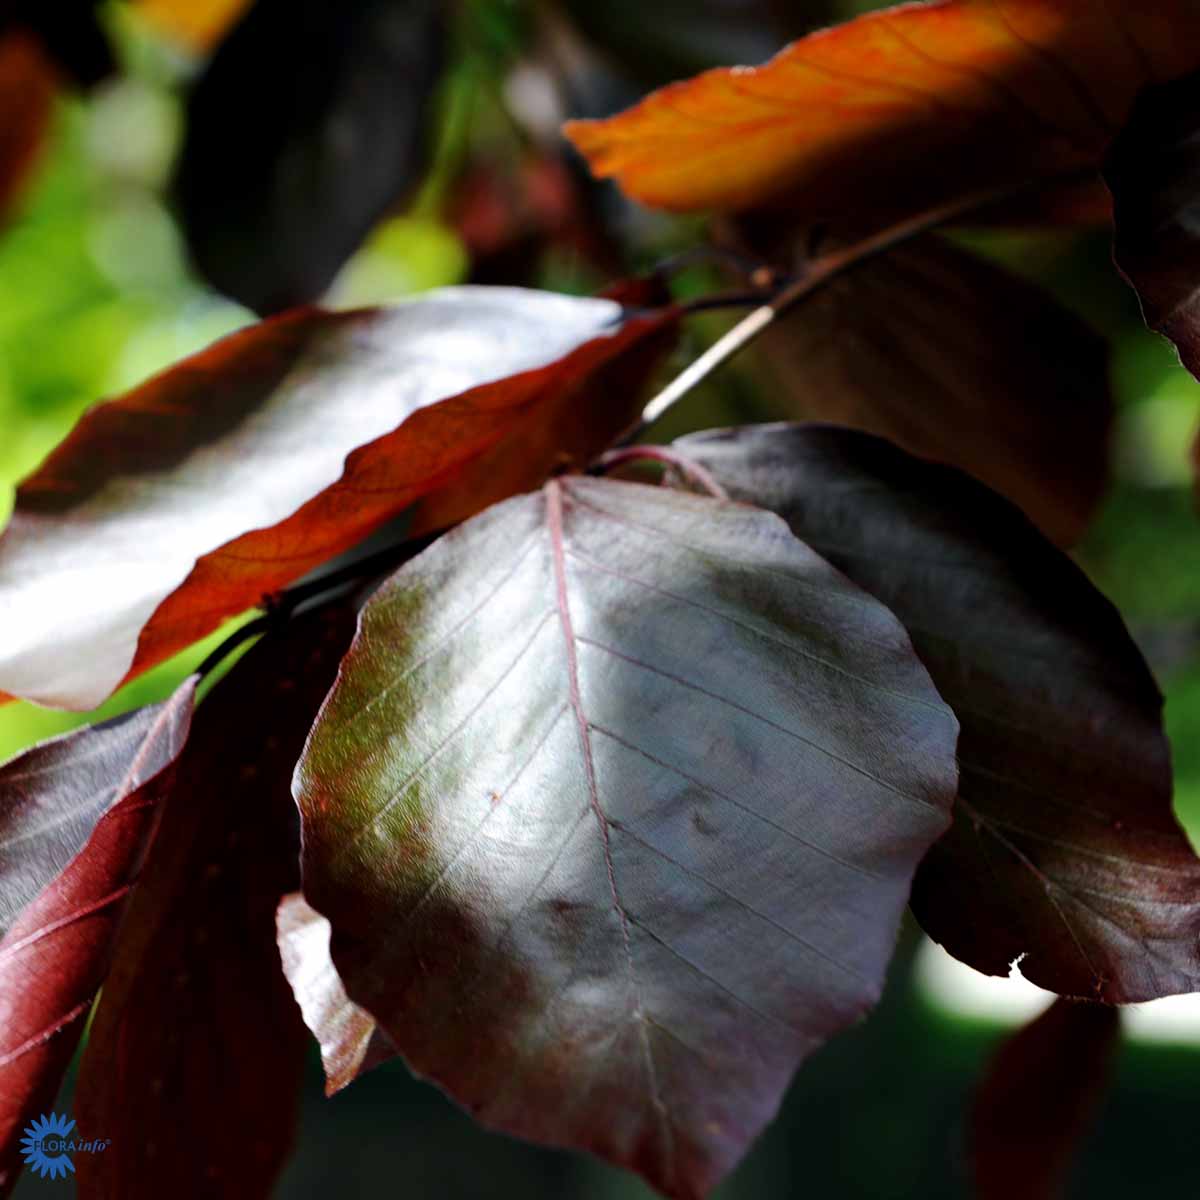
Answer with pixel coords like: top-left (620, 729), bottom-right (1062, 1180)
top-left (675, 425), bottom-right (1200, 1003)
top-left (971, 999), bottom-right (1119, 1200)
top-left (74, 609), bottom-right (355, 1199)
top-left (744, 233), bottom-right (1111, 546)
top-left (277, 893), bottom-right (395, 1096)
top-left (565, 0), bottom-right (1200, 223)
top-left (0, 288), bottom-right (677, 710)
top-left (0, 679), bottom-right (195, 1197)
top-left (296, 476), bottom-right (959, 1200)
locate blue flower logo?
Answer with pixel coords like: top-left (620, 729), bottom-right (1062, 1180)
top-left (20, 1113), bottom-right (77, 1180)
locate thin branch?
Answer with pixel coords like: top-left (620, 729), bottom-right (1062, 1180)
top-left (194, 615), bottom-right (274, 681)
top-left (276, 530), bottom-right (442, 615)
top-left (639, 305), bottom-right (777, 431)
top-left (650, 244), bottom-right (771, 283)
top-left (632, 176), bottom-right (1094, 434)
top-left (679, 290), bottom-right (780, 315)
top-left (195, 528), bottom-right (444, 682)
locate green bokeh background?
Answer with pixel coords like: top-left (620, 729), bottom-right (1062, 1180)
top-left (5, 3), bottom-right (1200, 1197)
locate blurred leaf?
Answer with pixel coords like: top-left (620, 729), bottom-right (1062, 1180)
top-left (566, 0), bottom-right (1200, 224)
top-left (447, 153), bottom-right (620, 287)
top-left (0, 31), bottom-right (55, 223)
top-left (4, 0), bottom-right (113, 87)
top-left (134, 0), bottom-right (252, 50)
top-left (0, 288), bottom-right (677, 710)
top-left (675, 424), bottom-right (1200, 1003)
top-left (971, 998), bottom-right (1119, 1200)
top-left (0, 679), bottom-right (195, 1195)
top-left (296, 476), bottom-right (958, 1200)
top-left (277, 893), bottom-right (395, 1096)
top-left (748, 234), bottom-right (1111, 546)
top-left (75, 608), bottom-right (354, 1199)
top-left (176, 0), bottom-right (448, 313)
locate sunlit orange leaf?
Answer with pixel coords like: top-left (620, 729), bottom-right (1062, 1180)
top-left (0, 288), bottom-right (676, 711)
top-left (565, 0), bottom-right (1200, 221)
top-left (0, 31), bottom-right (55, 222)
top-left (135, 0), bottom-right (252, 50)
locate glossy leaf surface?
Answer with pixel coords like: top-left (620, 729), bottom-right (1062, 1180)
top-left (177, 0), bottom-right (446, 313)
top-left (972, 998), bottom-right (1119, 1200)
top-left (750, 234), bottom-right (1111, 545)
top-left (277, 893), bottom-right (394, 1096)
top-left (676, 424), bottom-right (1199, 1002)
top-left (297, 476), bottom-right (958, 1199)
top-left (0, 680), bottom-right (194, 1195)
top-left (0, 288), bottom-right (674, 710)
top-left (75, 609), bottom-right (355, 1199)
top-left (566, 0), bottom-right (1200, 220)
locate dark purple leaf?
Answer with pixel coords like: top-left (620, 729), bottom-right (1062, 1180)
top-left (74, 608), bottom-right (355, 1199)
top-left (747, 234), bottom-right (1111, 546)
top-left (0, 680), bottom-right (195, 1195)
top-left (177, 0), bottom-right (446, 312)
top-left (674, 424), bottom-right (1200, 1002)
top-left (972, 998), bottom-right (1119, 1200)
top-left (296, 476), bottom-right (959, 1199)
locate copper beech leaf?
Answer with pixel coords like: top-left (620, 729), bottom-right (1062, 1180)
top-left (0, 701), bottom-right (193, 937)
top-left (295, 476), bottom-right (959, 1200)
top-left (971, 998), bottom-right (1119, 1200)
top-left (277, 893), bottom-right (395, 1096)
top-left (675, 424), bottom-right (1200, 1002)
top-left (74, 608), bottom-right (354, 1199)
top-left (748, 233), bottom-right (1111, 546)
top-left (0, 679), bottom-right (195, 1196)
top-left (176, 0), bottom-right (446, 313)
top-left (0, 287), bottom-right (676, 711)
top-left (565, 0), bottom-right (1200, 223)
